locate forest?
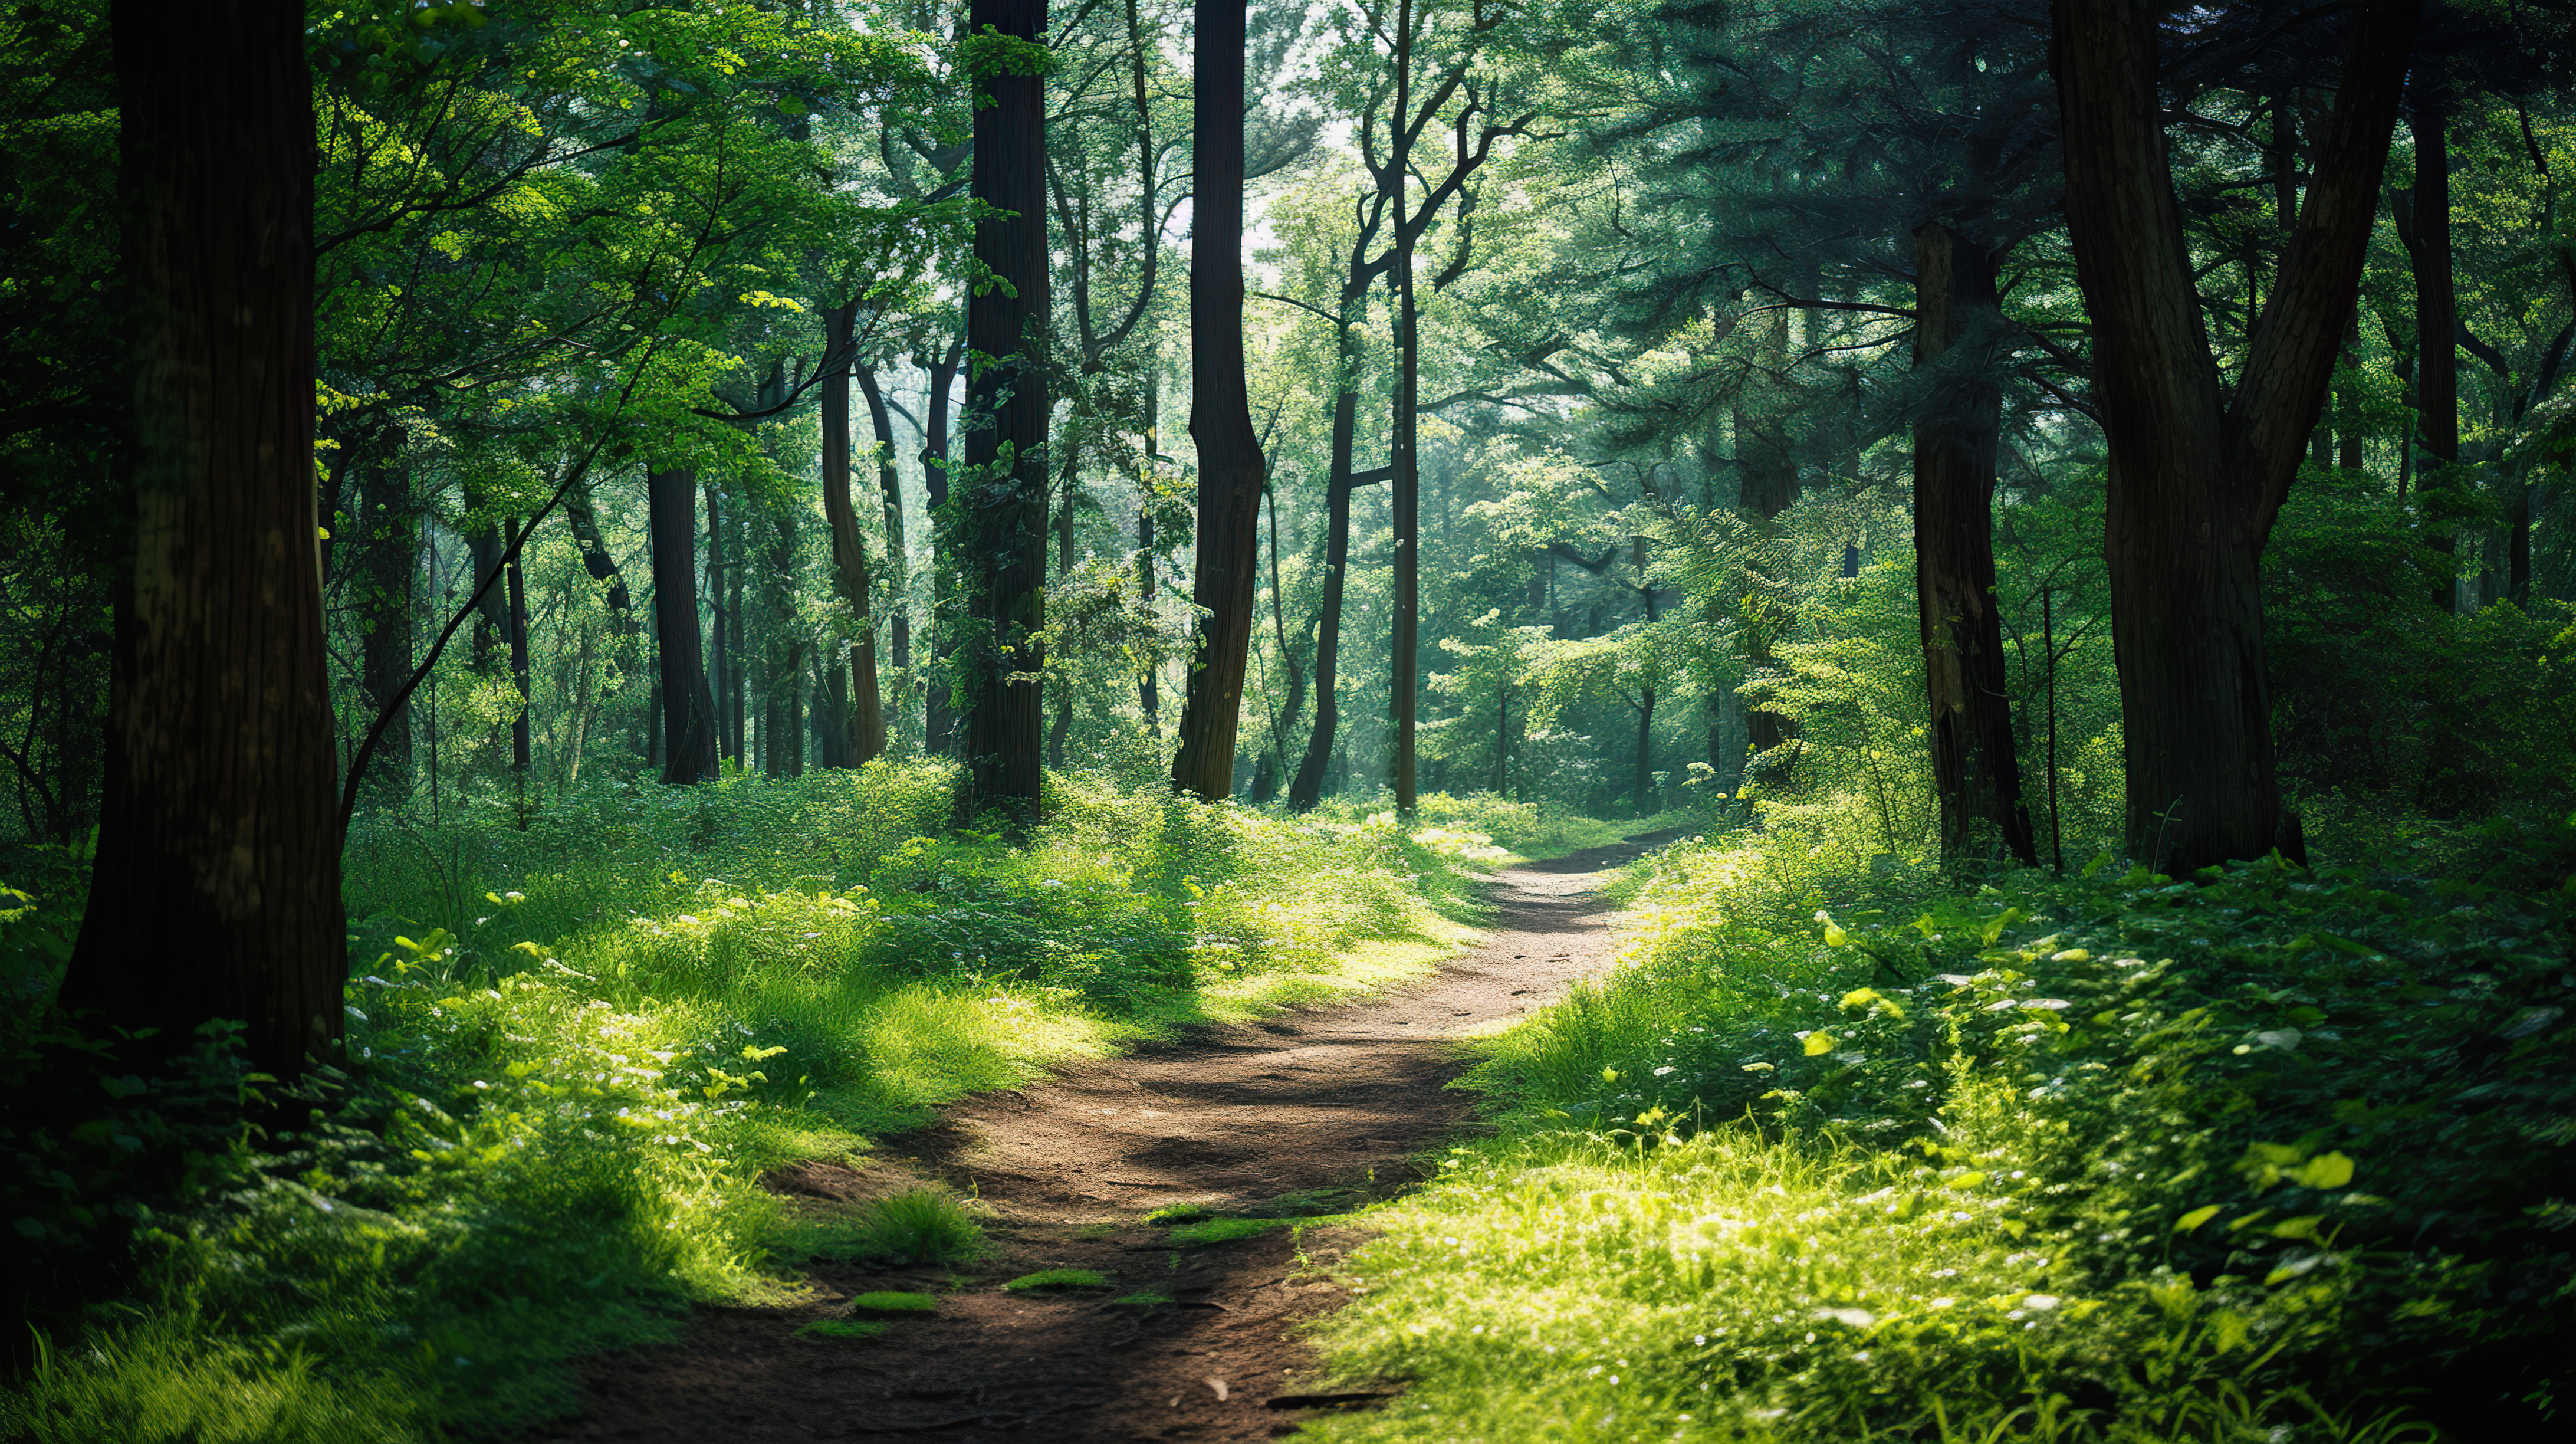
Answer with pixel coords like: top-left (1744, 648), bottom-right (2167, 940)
top-left (2, 0), bottom-right (2574, 1438)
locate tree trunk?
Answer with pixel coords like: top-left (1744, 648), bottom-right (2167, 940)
top-left (1737, 302), bottom-right (1799, 763)
top-left (564, 474), bottom-right (635, 629)
top-left (2051, 0), bottom-right (2413, 872)
top-left (855, 359), bottom-right (908, 746)
top-left (766, 498), bottom-right (804, 779)
top-left (65, 0), bottom-right (342, 1079)
top-left (1911, 222), bottom-right (2036, 868)
top-left (650, 466), bottom-right (721, 784)
top-left (354, 434), bottom-right (415, 798)
top-left (923, 335), bottom-right (964, 756)
top-left (822, 303), bottom-right (887, 763)
top-left (505, 516), bottom-right (531, 776)
top-left (1389, 238), bottom-right (1421, 817)
top-left (2410, 82), bottom-right (2461, 610)
top-left (960, 0), bottom-right (1050, 820)
top-left (1172, 0), bottom-right (1270, 803)
top-left (1286, 326), bottom-right (1365, 812)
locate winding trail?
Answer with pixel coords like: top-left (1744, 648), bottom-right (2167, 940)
top-left (528, 832), bottom-right (1668, 1443)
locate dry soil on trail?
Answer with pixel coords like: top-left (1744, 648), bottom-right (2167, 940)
top-left (527, 831), bottom-right (1674, 1444)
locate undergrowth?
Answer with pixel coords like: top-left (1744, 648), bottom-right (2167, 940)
top-left (1303, 810), bottom-right (2575, 1443)
top-left (0, 763), bottom-right (1486, 1442)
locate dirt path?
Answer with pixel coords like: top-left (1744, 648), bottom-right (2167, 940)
top-left (528, 832), bottom-right (1670, 1443)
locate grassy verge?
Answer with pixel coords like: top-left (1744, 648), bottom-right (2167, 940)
top-left (1296, 813), bottom-right (2575, 1442)
top-left (0, 764), bottom-right (1491, 1442)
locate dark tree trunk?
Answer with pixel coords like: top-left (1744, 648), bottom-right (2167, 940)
top-left (354, 436), bottom-right (415, 796)
top-left (2051, 0), bottom-right (2413, 872)
top-left (65, 0), bottom-right (343, 1079)
top-left (923, 335), bottom-right (964, 756)
top-left (822, 303), bottom-right (887, 763)
top-left (1172, 0), bottom-right (1269, 803)
top-left (564, 475), bottom-right (634, 628)
top-left (705, 482), bottom-right (732, 766)
top-left (1286, 316), bottom-right (1368, 811)
top-left (1138, 489), bottom-right (1161, 731)
top-left (766, 499), bottom-right (804, 779)
top-left (726, 494), bottom-right (748, 766)
top-left (1737, 303), bottom-right (1799, 763)
top-left (650, 466), bottom-right (720, 783)
top-left (505, 516), bottom-right (531, 775)
top-left (1389, 244), bottom-right (1421, 816)
top-left (1251, 476), bottom-right (1307, 802)
top-left (2410, 83), bottom-right (2460, 610)
top-left (960, 0), bottom-right (1050, 820)
top-left (855, 359), bottom-right (908, 746)
top-left (1911, 222), bottom-right (2036, 868)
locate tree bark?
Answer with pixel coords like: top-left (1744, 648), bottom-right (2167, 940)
top-left (1286, 322), bottom-right (1366, 812)
top-left (650, 466), bottom-right (721, 784)
top-left (821, 302), bottom-right (888, 763)
top-left (1737, 303), bottom-right (1799, 764)
top-left (1172, 0), bottom-right (1270, 803)
top-left (64, 0), bottom-right (343, 1079)
top-left (960, 0), bottom-right (1051, 821)
top-left (1389, 231), bottom-right (1421, 816)
top-left (855, 360), bottom-right (909, 744)
top-left (923, 334), bottom-right (964, 756)
top-left (505, 516), bottom-right (531, 776)
top-left (2410, 81), bottom-right (2460, 610)
top-left (354, 433), bottom-right (415, 797)
top-left (2051, 0), bottom-right (2414, 872)
top-left (1911, 222), bottom-right (2036, 868)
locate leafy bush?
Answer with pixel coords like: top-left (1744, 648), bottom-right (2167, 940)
top-left (1313, 813), bottom-right (2576, 1440)
top-left (8, 767), bottom-right (1476, 1440)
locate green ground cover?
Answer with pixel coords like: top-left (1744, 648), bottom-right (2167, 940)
top-left (0, 763), bottom-right (1492, 1442)
top-left (1300, 813), bottom-right (2574, 1443)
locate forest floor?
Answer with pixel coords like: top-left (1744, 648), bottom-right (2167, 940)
top-left (518, 831), bottom-right (1675, 1444)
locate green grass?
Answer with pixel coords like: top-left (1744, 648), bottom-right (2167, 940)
top-left (794, 1320), bottom-right (890, 1343)
top-left (1291, 812), bottom-right (2576, 1442)
top-left (3, 765), bottom-right (1496, 1443)
top-left (840, 1189), bottom-right (988, 1266)
top-left (846, 1291), bottom-right (939, 1314)
top-left (1166, 1217), bottom-right (1297, 1246)
top-left (1144, 1202), bottom-right (1213, 1225)
top-left (1111, 1292), bottom-right (1174, 1308)
top-left (1000, 1268), bottom-right (1113, 1292)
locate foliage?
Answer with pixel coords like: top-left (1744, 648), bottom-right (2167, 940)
top-left (840, 1191), bottom-right (987, 1268)
top-left (1000, 1268), bottom-right (1113, 1292)
top-left (1308, 812), bottom-right (2576, 1442)
top-left (4, 767), bottom-right (1474, 1439)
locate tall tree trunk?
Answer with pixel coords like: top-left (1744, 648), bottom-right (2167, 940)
top-left (2051, 0), bottom-right (2413, 872)
top-left (856, 359), bottom-right (908, 747)
top-left (923, 335), bottom-right (964, 756)
top-left (505, 516), bottom-right (531, 776)
top-left (1173, 0), bottom-right (1270, 803)
top-left (650, 467), bottom-right (721, 784)
top-left (354, 435), bottom-right (415, 798)
top-left (822, 303), bottom-right (887, 763)
top-left (1737, 303), bottom-right (1799, 765)
top-left (725, 487), bottom-right (748, 764)
top-left (705, 482), bottom-right (732, 766)
top-left (66, 0), bottom-right (342, 1078)
top-left (1250, 475), bottom-right (1307, 803)
top-left (1911, 222), bottom-right (2037, 868)
top-left (564, 474), bottom-right (635, 629)
top-left (1287, 322), bottom-right (1366, 811)
top-left (2410, 79), bottom-right (2460, 611)
top-left (766, 499), bottom-right (804, 779)
top-left (1389, 232), bottom-right (1421, 816)
top-left (960, 0), bottom-right (1051, 821)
